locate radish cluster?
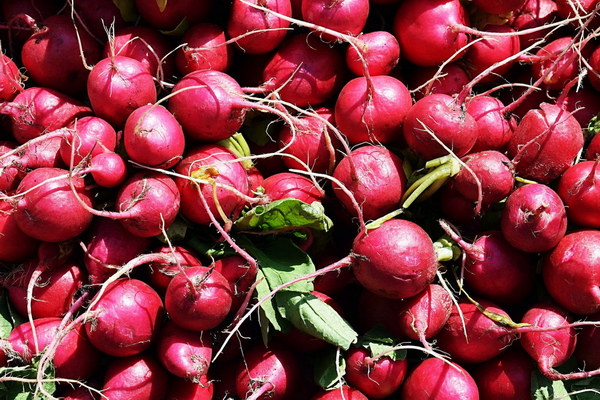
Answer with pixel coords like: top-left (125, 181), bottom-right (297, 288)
top-left (1, 0), bottom-right (600, 399)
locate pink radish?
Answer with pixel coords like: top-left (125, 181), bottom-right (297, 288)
top-left (559, 86), bottom-right (600, 128)
top-left (212, 255), bottom-right (258, 311)
top-left (472, 0), bottom-right (527, 14)
top-left (0, 54), bottom-right (22, 101)
top-left (301, 0), bottom-right (370, 38)
top-left (410, 63), bottom-right (469, 100)
top-left (345, 346), bottom-right (408, 398)
top-left (587, 134), bottom-right (600, 160)
top-left (87, 152), bottom-right (128, 188)
top-left (147, 245), bottom-right (203, 294)
top-left (531, 36), bottom-right (591, 91)
top-left (176, 23), bottom-right (232, 75)
top-left (589, 45), bottom-right (600, 91)
top-left (311, 386), bottom-right (368, 400)
top-left (509, 0), bottom-right (559, 47)
top-left (466, 95), bottom-right (515, 153)
top-left (574, 312), bottom-right (600, 370)
top-left (101, 352), bottom-right (169, 400)
top-left (0, 199), bottom-right (39, 263)
top-left (262, 172), bottom-right (325, 204)
top-left (58, 116), bottom-right (118, 166)
top-left (556, 160), bottom-right (600, 227)
top-left (345, 31), bottom-right (400, 76)
top-left (472, 349), bottom-right (535, 400)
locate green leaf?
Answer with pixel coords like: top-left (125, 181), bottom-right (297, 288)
top-left (313, 348), bottom-right (346, 390)
top-left (276, 292), bottom-right (358, 350)
top-left (585, 113), bottom-right (600, 137)
top-left (531, 370), bottom-right (571, 400)
top-left (0, 359), bottom-right (56, 400)
top-left (359, 326), bottom-right (407, 361)
top-left (254, 269), bottom-right (286, 334)
top-left (111, 0), bottom-right (138, 22)
top-left (160, 18), bottom-right (189, 36)
top-left (156, 0), bottom-right (167, 12)
top-left (234, 199), bottom-right (333, 233)
top-left (0, 292), bottom-right (14, 338)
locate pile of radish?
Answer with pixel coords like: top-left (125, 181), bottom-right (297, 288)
top-left (1, 0), bottom-right (600, 399)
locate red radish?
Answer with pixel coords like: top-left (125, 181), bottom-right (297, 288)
top-left (559, 86), bottom-right (600, 129)
top-left (83, 218), bottom-right (152, 284)
top-left (556, 0), bottom-right (600, 19)
top-left (168, 70), bottom-right (246, 142)
top-left (400, 357), bottom-right (479, 400)
top-left (396, 283), bottom-right (452, 345)
top-left (134, 0), bottom-right (213, 30)
top-left (262, 172), bottom-right (325, 204)
top-left (352, 219), bottom-right (438, 299)
top-left (509, 0), bottom-right (559, 47)
top-left (403, 93), bottom-right (478, 160)
top-left (0, 199), bottom-right (39, 263)
top-left (60, 386), bottom-right (99, 400)
top-left (574, 312), bottom-right (600, 370)
top-left (176, 23), bottom-right (232, 75)
top-left (147, 245), bottom-right (203, 294)
top-left (212, 255), bottom-right (258, 310)
top-left (301, 0), bottom-right (370, 38)
top-left (519, 303), bottom-right (577, 380)
top-left (58, 116), bottom-right (117, 166)
top-left (74, 0), bottom-right (127, 39)
top-left (175, 144), bottom-right (249, 226)
top-left (356, 289), bottom-right (406, 338)
top-left (500, 183), bottom-right (567, 253)
top-left (542, 230), bottom-right (600, 315)
top-left (438, 182), bottom-right (482, 224)
top-left (156, 321), bottom-right (212, 381)
top-left (587, 134), bottom-right (600, 160)
top-left (0, 86), bottom-right (91, 144)
top-left (87, 55), bottom-right (157, 127)
top-left (86, 278), bottom-right (164, 357)
top-left (88, 152), bottom-right (128, 188)
top-left (345, 346), bottom-right (408, 399)
top-left (345, 31), bottom-right (400, 76)
top-left (227, 0), bottom-right (292, 54)
top-left (0, 54), bottom-right (22, 101)
top-left (332, 145), bottom-right (407, 221)
top-left (556, 161), bottom-right (600, 227)
top-left (14, 167), bottom-right (94, 242)
top-left (472, 0), bottom-right (527, 14)
top-left (167, 375), bottom-right (214, 400)
top-left (165, 266), bottom-right (233, 332)
top-left (472, 349), bottom-right (535, 400)
top-left (589, 45), bottom-right (600, 91)
top-left (466, 95), bottom-right (515, 152)
top-left (20, 15), bottom-right (102, 95)
top-left (531, 37), bottom-right (590, 91)
top-left (9, 317), bottom-right (101, 380)
top-left (5, 258), bottom-right (85, 318)
top-left (261, 33), bottom-right (345, 107)
top-left (334, 75), bottom-right (412, 145)
top-left (313, 253), bottom-right (356, 296)
top-left (123, 104), bottom-right (185, 168)
top-left (436, 300), bottom-right (517, 364)
top-left (235, 346), bottom-right (300, 400)
top-left (311, 386), bottom-right (368, 400)
top-left (101, 352), bottom-right (169, 400)
top-left (392, 0), bottom-right (470, 67)
top-left (410, 63), bottom-right (470, 100)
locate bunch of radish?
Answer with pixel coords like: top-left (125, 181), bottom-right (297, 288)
top-left (1, 0), bottom-right (600, 399)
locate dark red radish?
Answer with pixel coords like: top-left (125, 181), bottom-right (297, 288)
top-left (83, 218), bottom-right (152, 284)
top-left (0, 142), bottom-right (20, 191)
top-left (176, 23), bottom-right (232, 75)
top-left (9, 317), bottom-right (101, 380)
top-left (261, 33), bottom-right (345, 107)
top-left (556, 0), bottom-right (600, 19)
top-left (5, 258), bottom-right (85, 318)
top-left (87, 152), bottom-right (128, 188)
top-left (86, 278), bottom-right (164, 357)
top-left (461, 231), bottom-right (537, 305)
top-left (1, 1), bottom-right (61, 38)
top-left (472, 0), bottom-right (527, 14)
top-left (235, 346), bottom-right (300, 400)
top-left (60, 386), bottom-right (99, 400)
top-left (134, 0), bottom-right (213, 30)
top-left (105, 25), bottom-right (175, 78)
top-left (556, 161), bottom-right (600, 227)
top-left (0, 199), bottom-right (39, 263)
top-left (400, 357), bottom-right (479, 400)
top-left (396, 283), bottom-right (452, 345)
top-left (156, 321), bottom-right (212, 381)
top-left (410, 63), bottom-right (469, 100)
top-left (334, 75), bottom-right (412, 145)
top-left (466, 95), bottom-right (515, 152)
top-left (0, 86), bottom-right (91, 144)
top-left (558, 86), bottom-right (600, 131)
top-left (589, 45), bottom-right (600, 91)
top-left (519, 303), bottom-right (577, 380)
top-left (59, 116), bottom-right (117, 166)
top-left (169, 70), bottom-right (246, 142)
top-left (313, 253), bottom-right (356, 296)
top-left (167, 375), bottom-right (214, 400)
top-left (0, 54), bottom-right (22, 101)
top-left (574, 312), bottom-right (600, 370)
top-left (500, 183), bottom-right (567, 253)
top-left (392, 0), bottom-right (470, 67)
top-left (247, 166), bottom-right (265, 193)
top-left (14, 167), bottom-right (93, 242)
top-left (587, 134), bottom-right (600, 160)
top-left (472, 349), bottom-right (535, 400)
top-left (542, 230), bottom-right (600, 315)
top-left (403, 93), bottom-right (478, 160)
top-left (123, 104), bottom-right (185, 168)
top-left (531, 37), bottom-right (590, 91)
top-left (20, 15), bottom-right (102, 95)
top-left (356, 289), bottom-right (405, 337)
top-left (147, 245), bottom-right (202, 294)
top-left (102, 352), bottom-right (169, 400)
top-left (301, 0), bottom-right (370, 38)
top-left (262, 172), bottom-right (325, 204)
top-left (165, 266), bottom-right (233, 332)
top-left (212, 255), bottom-right (258, 311)
top-left (345, 346), bottom-right (408, 399)
top-left (227, 0), bottom-right (292, 54)
top-left (345, 31), bottom-right (400, 77)
top-left (74, 0), bottom-right (127, 39)
top-left (175, 144), bottom-right (249, 226)
top-left (509, 0), bottom-right (559, 47)
top-left (332, 145), bottom-right (407, 221)
top-left (352, 219), bottom-right (438, 299)
top-left (438, 181), bottom-right (482, 224)
top-left (87, 55), bottom-right (157, 128)
top-left (311, 386), bottom-right (368, 400)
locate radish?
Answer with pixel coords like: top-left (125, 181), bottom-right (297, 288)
top-left (101, 352), bottom-right (169, 400)
top-left (472, 349), bottom-right (535, 400)
top-left (435, 299), bottom-right (517, 364)
top-left (555, 0), bottom-right (600, 20)
top-left (560, 86), bottom-right (600, 128)
top-left (352, 219), bottom-right (438, 299)
top-left (357, 289), bottom-right (405, 338)
top-left (0, 199), bottom-right (39, 263)
top-left (345, 31), bottom-right (400, 77)
top-left (212, 255), bottom-right (258, 311)
top-left (58, 116), bottom-right (118, 166)
top-left (542, 230), bottom-right (600, 315)
top-left (334, 75), bottom-right (412, 145)
top-left (472, 0), bottom-right (527, 14)
top-left (507, 103), bottom-right (584, 184)
top-left (301, 0), bottom-right (370, 38)
top-left (509, 0), bottom-right (559, 47)
top-left (176, 23), bottom-right (232, 75)
top-left (262, 172), bottom-right (325, 204)
top-left (60, 386), bottom-right (100, 400)
top-left (167, 375), bottom-right (214, 400)
top-left (0, 54), bottom-right (22, 101)
top-left (87, 55), bottom-right (157, 128)
top-left (147, 245), bottom-right (203, 294)
top-left (165, 266), bottom-right (233, 332)
top-left (344, 346), bottom-right (408, 399)
top-left (156, 321), bottom-right (212, 381)
top-left (85, 278), bottom-right (164, 357)
top-left (311, 386), bottom-right (368, 400)
top-left (574, 312), bottom-right (600, 370)
top-left (589, 45), bottom-right (600, 91)
top-left (235, 345), bottom-right (300, 400)
top-left (123, 104), bottom-right (185, 168)
top-left (87, 151), bottom-right (128, 188)
top-left (13, 167), bottom-right (94, 242)
top-left (400, 357), bottom-right (479, 400)
top-left (587, 134), bottom-right (600, 160)
top-left (556, 160), bottom-right (600, 227)
top-left (134, 0), bottom-right (213, 30)
top-left (332, 145), bottom-right (407, 221)
top-left (20, 15), bottom-right (102, 95)
top-left (227, 0), bottom-right (292, 54)
top-left (500, 183), bottom-right (567, 253)
top-left (409, 63), bottom-right (469, 100)
top-left (74, 0), bottom-right (127, 39)
top-left (465, 95), bottom-right (515, 153)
